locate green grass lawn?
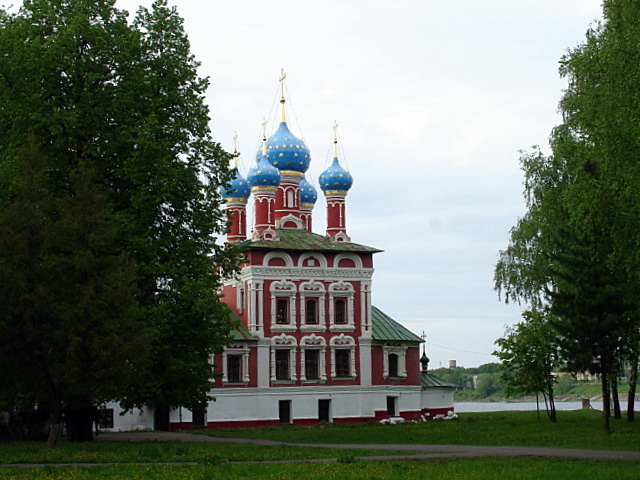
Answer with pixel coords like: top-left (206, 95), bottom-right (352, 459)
top-left (1, 410), bottom-right (639, 479)
top-left (2, 458), bottom-right (640, 480)
top-left (194, 409), bottom-right (640, 451)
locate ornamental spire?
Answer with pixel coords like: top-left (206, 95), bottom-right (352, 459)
top-left (279, 68), bottom-right (287, 123)
top-left (333, 121), bottom-right (339, 159)
top-left (232, 131), bottom-right (239, 168)
top-left (261, 117), bottom-right (268, 157)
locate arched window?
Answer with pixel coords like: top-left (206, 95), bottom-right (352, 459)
top-left (275, 350), bottom-right (290, 380)
top-left (305, 350), bottom-right (320, 379)
top-left (305, 299), bottom-right (318, 324)
top-left (335, 349), bottom-right (350, 377)
top-left (227, 355), bottom-right (242, 382)
top-left (388, 353), bottom-right (399, 377)
top-left (276, 299), bottom-right (289, 324)
top-left (334, 299), bottom-right (346, 324)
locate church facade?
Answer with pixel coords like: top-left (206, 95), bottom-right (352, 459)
top-left (105, 81), bottom-right (454, 431)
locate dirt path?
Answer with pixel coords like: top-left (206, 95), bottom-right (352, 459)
top-left (3, 430), bottom-right (639, 468)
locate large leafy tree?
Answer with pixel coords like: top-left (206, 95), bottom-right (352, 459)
top-left (0, 141), bottom-right (149, 447)
top-left (495, 0), bottom-right (640, 433)
top-left (0, 0), bottom-right (240, 441)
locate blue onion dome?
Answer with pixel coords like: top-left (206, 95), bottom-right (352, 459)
top-left (299, 175), bottom-right (318, 205)
top-left (247, 153), bottom-right (281, 189)
top-left (221, 166), bottom-right (251, 200)
top-left (265, 122), bottom-right (311, 173)
top-left (319, 156), bottom-right (353, 193)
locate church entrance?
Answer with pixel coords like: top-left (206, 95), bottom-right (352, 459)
top-left (318, 399), bottom-right (331, 422)
top-left (386, 396), bottom-right (397, 417)
top-left (279, 400), bottom-right (291, 424)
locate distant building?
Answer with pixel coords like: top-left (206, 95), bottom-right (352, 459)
top-left (105, 78), bottom-right (454, 431)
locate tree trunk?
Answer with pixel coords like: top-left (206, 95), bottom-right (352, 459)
top-left (628, 351), bottom-right (638, 422)
top-left (47, 388), bottom-right (63, 449)
top-left (547, 383), bottom-right (557, 423)
top-left (611, 374), bottom-right (622, 419)
top-left (601, 371), bottom-right (611, 435)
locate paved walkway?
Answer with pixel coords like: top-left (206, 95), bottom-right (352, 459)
top-left (96, 431), bottom-right (640, 461)
top-left (3, 430), bottom-right (640, 468)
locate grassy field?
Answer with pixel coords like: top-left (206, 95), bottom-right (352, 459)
top-left (0, 410), bottom-right (639, 479)
top-left (2, 458), bottom-right (640, 480)
top-left (194, 409), bottom-right (640, 451)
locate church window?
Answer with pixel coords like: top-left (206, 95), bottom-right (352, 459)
top-left (305, 350), bottom-right (320, 380)
top-left (276, 299), bottom-right (289, 324)
top-left (227, 355), bottom-right (242, 383)
top-left (239, 288), bottom-right (245, 314)
top-left (275, 350), bottom-right (290, 380)
top-left (335, 349), bottom-right (350, 377)
top-left (305, 299), bottom-right (318, 324)
top-left (388, 353), bottom-right (399, 377)
top-left (334, 299), bottom-right (347, 324)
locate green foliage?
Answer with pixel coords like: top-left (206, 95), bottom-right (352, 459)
top-left (494, 0), bottom-right (640, 431)
top-left (428, 364), bottom-right (503, 397)
top-left (494, 310), bottom-right (560, 420)
top-left (0, 0), bottom-right (242, 432)
top-left (0, 142), bottom-right (149, 420)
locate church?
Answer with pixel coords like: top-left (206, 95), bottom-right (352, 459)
top-left (106, 78), bottom-right (454, 431)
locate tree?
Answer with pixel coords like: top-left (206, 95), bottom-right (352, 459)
top-left (495, 310), bottom-right (560, 422)
top-left (0, 141), bottom-right (149, 447)
top-left (553, 0), bottom-right (640, 423)
top-left (0, 0), bottom-right (241, 440)
top-left (495, 0), bottom-right (640, 433)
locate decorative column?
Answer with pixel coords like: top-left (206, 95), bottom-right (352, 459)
top-left (319, 123), bottom-right (353, 242)
top-left (248, 130), bottom-right (281, 241)
top-left (221, 136), bottom-right (250, 243)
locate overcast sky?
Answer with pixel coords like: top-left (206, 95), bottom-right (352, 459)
top-left (115, 0), bottom-right (604, 368)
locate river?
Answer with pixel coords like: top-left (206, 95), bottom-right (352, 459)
top-left (454, 401), bottom-right (603, 413)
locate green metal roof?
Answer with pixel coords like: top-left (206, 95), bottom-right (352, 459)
top-left (421, 372), bottom-right (457, 389)
top-left (371, 306), bottom-right (423, 343)
top-left (227, 310), bottom-right (259, 341)
top-left (240, 229), bottom-right (382, 254)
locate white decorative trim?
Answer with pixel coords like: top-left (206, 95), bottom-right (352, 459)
top-left (383, 345), bottom-right (408, 379)
top-left (298, 252), bottom-right (328, 269)
top-left (263, 251), bottom-right (294, 268)
top-left (328, 281), bottom-right (355, 331)
top-left (299, 280), bottom-right (326, 329)
top-left (300, 334), bottom-right (327, 382)
top-left (276, 214), bottom-right (304, 229)
top-left (269, 280), bottom-right (297, 329)
top-left (330, 232), bottom-right (351, 242)
top-left (334, 253), bottom-right (363, 269)
top-left (248, 267), bottom-right (374, 280)
top-left (253, 225), bottom-right (279, 241)
top-left (222, 344), bottom-right (251, 385)
top-left (270, 334), bottom-right (298, 382)
top-left (330, 334), bottom-right (357, 378)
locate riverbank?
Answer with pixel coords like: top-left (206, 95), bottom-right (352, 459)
top-left (457, 393), bottom-right (640, 403)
